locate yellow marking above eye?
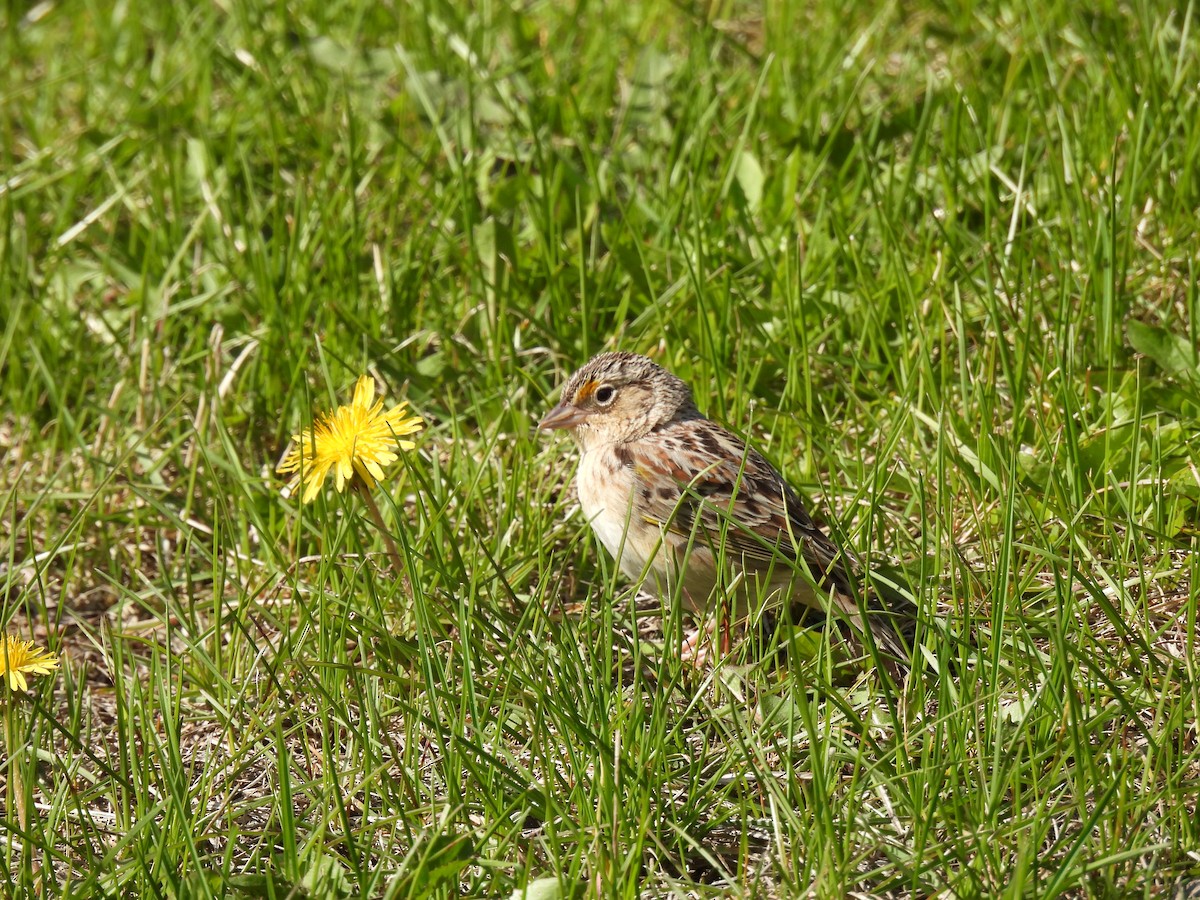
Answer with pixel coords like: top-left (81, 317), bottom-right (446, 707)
top-left (575, 381), bottom-right (597, 401)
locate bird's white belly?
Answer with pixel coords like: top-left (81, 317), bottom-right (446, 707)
top-left (576, 449), bottom-right (650, 581)
top-left (574, 448), bottom-right (714, 609)
top-left (574, 446), bottom-right (806, 616)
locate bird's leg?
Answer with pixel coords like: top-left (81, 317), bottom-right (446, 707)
top-left (679, 594), bottom-right (731, 666)
top-left (679, 626), bottom-right (708, 664)
top-left (719, 591), bottom-right (732, 656)
top-left (678, 587), bottom-right (720, 666)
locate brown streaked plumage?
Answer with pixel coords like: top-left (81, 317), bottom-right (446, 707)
top-left (539, 351), bottom-right (918, 661)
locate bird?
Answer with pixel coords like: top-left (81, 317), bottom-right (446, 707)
top-left (538, 350), bottom-right (919, 662)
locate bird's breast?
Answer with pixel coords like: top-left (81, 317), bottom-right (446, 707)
top-left (576, 445), bottom-right (650, 579)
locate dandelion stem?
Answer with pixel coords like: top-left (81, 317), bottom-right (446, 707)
top-left (3, 699), bottom-right (23, 866)
top-left (354, 478), bottom-right (407, 578)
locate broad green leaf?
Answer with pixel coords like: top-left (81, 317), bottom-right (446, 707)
top-left (511, 876), bottom-right (583, 900)
top-left (735, 150), bottom-right (765, 213)
top-left (1128, 321), bottom-right (1200, 384)
top-left (300, 852), bottom-right (352, 897)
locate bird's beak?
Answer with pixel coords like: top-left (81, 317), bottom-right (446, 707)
top-left (538, 401), bottom-right (589, 432)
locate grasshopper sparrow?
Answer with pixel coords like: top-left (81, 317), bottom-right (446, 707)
top-left (539, 351), bottom-right (917, 660)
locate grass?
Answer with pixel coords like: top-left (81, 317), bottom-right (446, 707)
top-left (2, 0), bottom-right (1199, 895)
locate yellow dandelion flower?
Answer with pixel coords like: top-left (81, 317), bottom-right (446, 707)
top-left (0, 636), bottom-right (60, 692)
top-left (277, 375), bottom-right (424, 503)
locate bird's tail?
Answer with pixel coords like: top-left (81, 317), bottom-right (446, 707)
top-left (808, 556), bottom-right (925, 667)
top-left (790, 554), bottom-right (963, 672)
top-left (863, 569), bottom-right (921, 658)
top-left (859, 565), bottom-right (978, 674)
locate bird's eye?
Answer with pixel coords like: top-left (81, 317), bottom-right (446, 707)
top-left (594, 385), bottom-right (616, 405)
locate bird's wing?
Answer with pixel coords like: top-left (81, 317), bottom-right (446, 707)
top-left (625, 422), bottom-right (854, 590)
top-left (626, 420), bottom-right (920, 660)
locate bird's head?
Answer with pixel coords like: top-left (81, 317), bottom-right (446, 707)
top-left (538, 351), bottom-right (697, 450)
